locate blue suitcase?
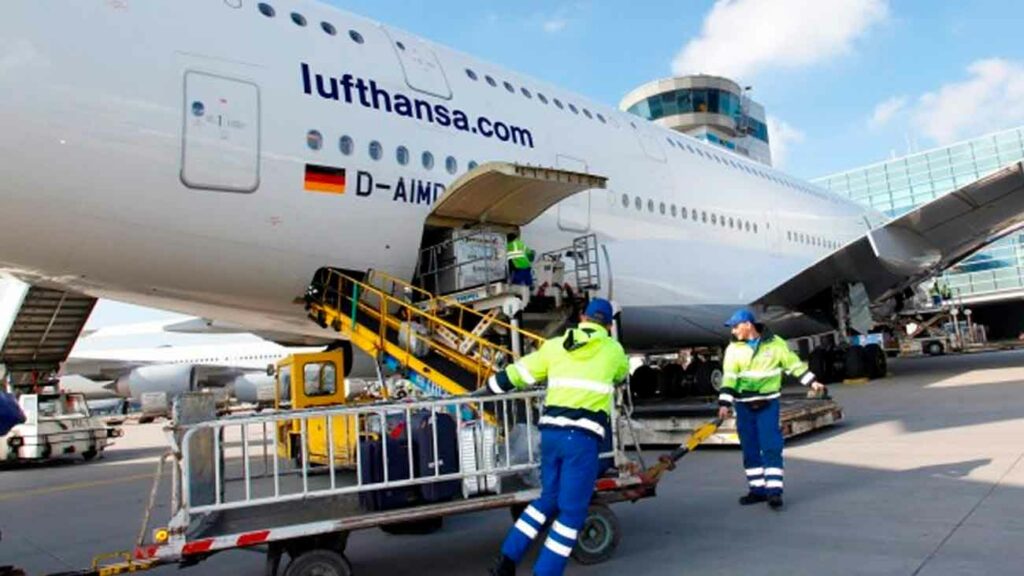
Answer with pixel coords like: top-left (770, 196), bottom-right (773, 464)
top-left (358, 435), bottom-right (419, 511)
top-left (411, 412), bottom-right (460, 502)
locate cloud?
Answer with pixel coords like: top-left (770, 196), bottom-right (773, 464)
top-left (672, 0), bottom-right (889, 80)
top-left (912, 58), bottom-right (1024, 145)
top-left (767, 116), bottom-right (805, 168)
top-left (543, 18), bottom-right (567, 33)
top-left (869, 95), bottom-right (908, 129)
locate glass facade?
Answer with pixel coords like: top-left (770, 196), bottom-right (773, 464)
top-left (626, 88), bottom-right (768, 142)
top-left (813, 126), bottom-right (1024, 299)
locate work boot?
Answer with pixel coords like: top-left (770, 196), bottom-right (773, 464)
top-left (768, 494), bottom-right (784, 510)
top-left (489, 554), bottom-right (516, 576)
top-left (738, 492), bottom-right (767, 505)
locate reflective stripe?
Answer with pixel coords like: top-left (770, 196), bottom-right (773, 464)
top-left (551, 521), bottom-right (578, 540)
top-left (749, 478), bottom-right (766, 487)
top-left (524, 505), bottom-right (547, 525)
top-left (800, 371), bottom-right (816, 385)
top-left (487, 375), bottom-right (504, 394)
top-left (514, 519), bottom-right (539, 540)
top-left (738, 368), bottom-right (782, 379)
top-left (548, 378), bottom-right (614, 394)
top-left (766, 480), bottom-right (784, 489)
top-left (514, 362), bottom-right (537, 385)
top-left (718, 393), bottom-right (735, 404)
top-left (745, 467), bottom-right (765, 476)
top-left (736, 393), bottom-right (781, 402)
top-left (765, 467), bottom-right (784, 477)
top-left (538, 415), bottom-right (605, 437)
top-left (544, 537), bottom-right (574, 557)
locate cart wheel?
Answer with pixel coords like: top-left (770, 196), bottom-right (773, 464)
top-left (283, 549), bottom-right (352, 576)
top-left (571, 505), bottom-right (620, 565)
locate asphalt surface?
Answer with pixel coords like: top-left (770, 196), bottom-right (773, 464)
top-left (3, 350), bottom-right (1024, 575)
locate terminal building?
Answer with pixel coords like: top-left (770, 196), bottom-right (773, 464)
top-left (620, 75), bottom-right (773, 166)
top-left (813, 126), bottom-right (1024, 339)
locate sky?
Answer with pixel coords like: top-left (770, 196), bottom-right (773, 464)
top-left (87, 0), bottom-right (1024, 329)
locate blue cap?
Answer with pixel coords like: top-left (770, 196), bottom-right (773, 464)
top-left (584, 298), bottom-right (614, 325)
top-left (725, 309), bottom-right (756, 327)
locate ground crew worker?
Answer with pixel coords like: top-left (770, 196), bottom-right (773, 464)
top-left (506, 232), bottom-right (534, 287)
top-left (717, 309), bottom-right (825, 510)
top-left (484, 298), bottom-right (628, 576)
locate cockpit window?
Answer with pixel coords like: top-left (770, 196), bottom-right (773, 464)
top-left (320, 21), bottom-right (336, 35)
top-left (257, 3), bottom-right (275, 17)
top-left (290, 12), bottom-right (307, 26)
top-left (348, 29), bottom-right (364, 44)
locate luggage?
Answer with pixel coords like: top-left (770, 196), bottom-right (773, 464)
top-left (411, 412), bottom-right (460, 502)
top-left (358, 434), bottom-right (419, 511)
top-left (460, 421), bottom-right (500, 497)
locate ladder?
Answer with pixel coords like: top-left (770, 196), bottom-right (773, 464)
top-left (304, 268), bottom-right (545, 397)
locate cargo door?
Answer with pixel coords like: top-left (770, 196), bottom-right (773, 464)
top-left (181, 71), bottom-right (260, 193)
top-left (383, 27), bottom-right (452, 100)
top-left (556, 155), bottom-right (591, 233)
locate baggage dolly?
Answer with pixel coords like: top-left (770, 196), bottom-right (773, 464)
top-left (45, 392), bottom-right (719, 576)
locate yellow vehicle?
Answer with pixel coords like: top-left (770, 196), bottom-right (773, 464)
top-left (274, 350), bottom-right (358, 467)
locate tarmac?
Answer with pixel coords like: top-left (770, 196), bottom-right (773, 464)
top-left (3, 349), bottom-right (1024, 575)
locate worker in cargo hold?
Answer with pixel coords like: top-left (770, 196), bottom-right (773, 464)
top-left (717, 309), bottom-right (825, 510)
top-left (506, 232), bottom-right (535, 287)
top-left (482, 297), bottom-right (628, 576)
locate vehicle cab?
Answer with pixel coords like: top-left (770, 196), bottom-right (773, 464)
top-left (1, 390), bottom-right (122, 462)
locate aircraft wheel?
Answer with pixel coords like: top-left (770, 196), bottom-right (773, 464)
top-left (864, 344), bottom-right (887, 379)
top-left (843, 347), bottom-right (867, 379)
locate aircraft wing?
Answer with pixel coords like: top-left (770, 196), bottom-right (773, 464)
top-left (755, 161), bottom-right (1024, 312)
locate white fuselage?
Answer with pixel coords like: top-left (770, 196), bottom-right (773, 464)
top-left (0, 1), bottom-right (881, 349)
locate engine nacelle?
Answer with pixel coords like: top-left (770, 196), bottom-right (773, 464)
top-left (114, 365), bottom-right (196, 417)
top-left (230, 373), bottom-right (277, 405)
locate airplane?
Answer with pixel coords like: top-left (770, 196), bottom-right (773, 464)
top-left (58, 318), bottom-right (358, 416)
top-left (2, 1), bottom-right (1023, 386)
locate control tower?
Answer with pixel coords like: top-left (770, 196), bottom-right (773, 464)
top-left (620, 75), bottom-right (772, 166)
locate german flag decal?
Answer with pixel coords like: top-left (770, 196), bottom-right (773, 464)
top-left (304, 164), bottom-right (346, 194)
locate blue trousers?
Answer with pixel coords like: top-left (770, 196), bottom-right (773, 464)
top-left (510, 267), bottom-right (533, 286)
top-left (735, 399), bottom-right (784, 496)
top-left (501, 428), bottom-right (599, 576)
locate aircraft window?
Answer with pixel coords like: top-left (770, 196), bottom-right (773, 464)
top-left (339, 135), bottom-right (354, 155)
top-left (659, 202), bottom-right (666, 215)
top-left (666, 138), bottom-right (675, 147)
top-left (291, 12), bottom-right (307, 26)
top-left (553, 98), bottom-right (564, 109)
top-left (787, 231), bottom-right (792, 241)
top-left (634, 196), bottom-right (642, 211)
top-left (720, 215), bottom-right (726, 227)
top-left (745, 221), bottom-right (751, 232)
top-left (568, 103), bottom-right (579, 115)
top-left (701, 211), bottom-right (707, 223)
top-left (597, 113), bottom-right (606, 123)
top-left (729, 217), bottom-right (734, 228)
top-left (422, 151), bottom-right (434, 170)
top-left (257, 2), bottom-right (275, 17)
top-left (485, 75), bottom-right (497, 87)
top-left (503, 81), bottom-right (514, 93)
top-left (538, 93), bottom-right (549, 104)
top-left (621, 194), bottom-right (629, 208)
top-left (349, 30), bottom-right (364, 44)
top-left (695, 148), bottom-right (705, 158)
top-left (396, 41), bottom-right (406, 51)
top-left (583, 109), bottom-right (593, 119)
top-left (753, 223), bottom-right (758, 233)
top-left (647, 199), bottom-right (654, 212)
top-left (445, 156), bottom-right (457, 174)
top-left (466, 69), bottom-right (478, 81)
top-left (468, 160), bottom-right (478, 170)
top-left (521, 87), bottom-right (532, 99)
top-left (630, 121), bottom-right (637, 129)
top-left (368, 140), bottom-right (382, 161)
top-left (711, 213), bottom-right (717, 225)
top-left (682, 207), bottom-right (689, 219)
top-left (306, 130), bottom-right (322, 151)
top-left (671, 204), bottom-right (677, 217)
top-left (396, 145), bottom-right (409, 165)
top-left (321, 21), bottom-right (337, 35)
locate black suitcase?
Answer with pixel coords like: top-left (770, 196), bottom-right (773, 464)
top-left (359, 435), bottom-right (419, 511)
top-left (411, 412), bottom-right (461, 502)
